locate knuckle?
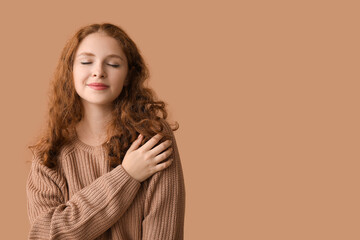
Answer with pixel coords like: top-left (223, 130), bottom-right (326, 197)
top-left (138, 148), bottom-right (145, 155)
top-left (143, 151), bottom-right (151, 160)
top-left (145, 160), bottom-right (151, 168)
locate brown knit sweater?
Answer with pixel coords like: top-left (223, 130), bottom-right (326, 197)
top-left (26, 126), bottom-right (186, 239)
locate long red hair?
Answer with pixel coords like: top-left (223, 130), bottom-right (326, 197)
top-left (28, 22), bottom-right (179, 169)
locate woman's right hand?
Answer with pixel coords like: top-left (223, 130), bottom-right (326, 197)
top-left (122, 133), bottom-right (174, 183)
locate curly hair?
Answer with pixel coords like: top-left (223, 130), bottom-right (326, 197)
top-left (27, 22), bottom-right (179, 169)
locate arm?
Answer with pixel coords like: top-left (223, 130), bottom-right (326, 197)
top-left (26, 154), bottom-right (141, 240)
top-left (142, 123), bottom-right (186, 240)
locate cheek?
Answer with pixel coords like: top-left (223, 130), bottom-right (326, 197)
top-left (110, 71), bottom-right (127, 83)
top-left (73, 69), bottom-right (86, 83)
top-left (73, 74), bottom-right (85, 91)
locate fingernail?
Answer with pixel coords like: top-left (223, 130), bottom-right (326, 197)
top-left (138, 134), bottom-right (142, 139)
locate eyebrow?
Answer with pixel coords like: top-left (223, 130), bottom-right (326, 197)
top-left (77, 52), bottom-right (125, 61)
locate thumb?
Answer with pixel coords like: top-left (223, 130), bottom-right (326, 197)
top-left (128, 134), bottom-right (142, 152)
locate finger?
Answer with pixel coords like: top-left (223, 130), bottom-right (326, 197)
top-left (153, 147), bottom-right (173, 163)
top-left (150, 140), bottom-right (172, 159)
top-left (153, 158), bottom-right (173, 172)
top-left (128, 134), bottom-right (143, 152)
top-left (141, 133), bottom-right (164, 151)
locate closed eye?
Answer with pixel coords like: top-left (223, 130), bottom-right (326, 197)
top-left (81, 62), bottom-right (120, 68)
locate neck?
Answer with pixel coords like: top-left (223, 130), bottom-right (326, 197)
top-left (75, 101), bottom-right (113, 145)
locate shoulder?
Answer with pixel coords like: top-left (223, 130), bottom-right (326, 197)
top-left (59, 140), bottom-right (77, 158)
top-left (28, 143), bottom-right (73, 178)
top-left (28, 150), bottom-right (65, 187)
top-left (160, 119), bottom-right (175, 136)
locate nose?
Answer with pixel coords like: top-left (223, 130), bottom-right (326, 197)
top-left (92, 64), bottom-right (106, 78)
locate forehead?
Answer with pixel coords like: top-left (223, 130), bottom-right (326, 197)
top-left (75, 33), bottom-right (126, 59)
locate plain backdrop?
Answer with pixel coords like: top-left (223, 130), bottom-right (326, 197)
top-left (0, 0), bottom-right (359, 239)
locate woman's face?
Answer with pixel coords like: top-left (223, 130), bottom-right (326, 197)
top-left (73, 32), bottom-right (129, 106)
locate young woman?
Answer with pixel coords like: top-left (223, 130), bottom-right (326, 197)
top-left (26, 23), bottom-right (185, 239)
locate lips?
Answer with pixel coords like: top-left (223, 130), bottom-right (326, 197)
top-left (87, 83), bottom-right (109, 90)
top-left (88, 83), bottom-right (109, 87)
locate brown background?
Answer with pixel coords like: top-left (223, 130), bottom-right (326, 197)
top-left (0, 0), bottom-right (359, 239)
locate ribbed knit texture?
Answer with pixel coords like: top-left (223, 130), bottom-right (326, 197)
top-left (26, 124), bottom-right (186, 240)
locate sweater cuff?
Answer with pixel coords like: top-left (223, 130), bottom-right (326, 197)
top-left (107, 164), bottom-right (141, 195)
top-left (119, 165), bottom-right (141, 184)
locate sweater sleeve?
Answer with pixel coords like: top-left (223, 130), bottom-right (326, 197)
top-left (142, 123), bottom-right (186, 240)
top-left (26, 153), bottom-right (141, 240)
